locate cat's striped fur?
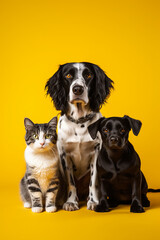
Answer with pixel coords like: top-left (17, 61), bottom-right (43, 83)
top-left (20, 117), bottom-right (60, 213)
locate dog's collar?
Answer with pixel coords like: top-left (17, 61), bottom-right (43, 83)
top-left (66, 113), bottom-right (96, 124)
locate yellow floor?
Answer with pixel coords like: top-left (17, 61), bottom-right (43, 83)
top-left (0, 186), bottom-right (160, 240)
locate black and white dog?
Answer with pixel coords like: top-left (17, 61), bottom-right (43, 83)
top-left (45, 62), bottom-right (113, 211)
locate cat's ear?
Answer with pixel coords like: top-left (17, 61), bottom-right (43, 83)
top-left (48, 117), bottom-right (57, 130)
top-left (24, 118), bottom-right (35, 131)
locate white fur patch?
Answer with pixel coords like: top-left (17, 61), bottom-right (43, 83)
top-left (58, 112), bottom-right (102, 180)
top-left (25, 146), bottom-right (58, 170)
top-left (46, 205), bottom-right (57, 213)
top-left (69, 63), bottom-right (89, 105)
top-left (32, 207), bottom-right (43, 213)
top-left (24, 202), bottom-right (31, 208)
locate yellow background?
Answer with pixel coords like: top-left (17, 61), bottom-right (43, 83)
top-left (1, 0), bottom-right (160, 239)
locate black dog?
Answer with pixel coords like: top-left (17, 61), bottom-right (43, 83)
top-left (88, 115), bottom-right (150, 213)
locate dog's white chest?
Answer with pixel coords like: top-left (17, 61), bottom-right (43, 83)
top-left (58, 116), bottom-right (101, 180)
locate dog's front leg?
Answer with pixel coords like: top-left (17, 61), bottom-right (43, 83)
top-left (130, 172), bottom-right (144, 213)
top-left (63, 161), bottom-right (79, 211)
top-left (87, 152), bottom-right (99, 210)
top-left (95, 177), bottom-right (110, 212)
top-left (58, 147), bottom-right (79, 211)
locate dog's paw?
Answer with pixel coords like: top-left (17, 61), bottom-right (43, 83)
top-left (95, 204), bottom-right (110, 212)
top-left (46, 205), bottom-right (57, 213)
top-left (87, 201), bottom-right (98, 211)
top-left (32, 207), bottom-right (43, 213)
top-left (63, 202), bottom-right (79, 211)
top-left (95, 200), bottom-right (110, 212)
top-left (130, 200), bottom-right (145, 213)
top-left (108, 199), bottom-right (119, 208)
top-left (142, 196), bottom-right (150, 207)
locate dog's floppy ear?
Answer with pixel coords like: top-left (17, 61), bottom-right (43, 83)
top-left (123, 115), bottom-right (142, 136)
top-left (88, 117), bottom-right (105, 139)
top-left (45, 65), bottom-right (68, 113)
top-left (89, 64), bottom-right (114, 112)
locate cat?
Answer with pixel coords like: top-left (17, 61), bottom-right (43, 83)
top-left (20, 116), bottom-right (60, 213)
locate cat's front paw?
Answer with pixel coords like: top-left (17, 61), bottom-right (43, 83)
top-left (32, 207), bottom-right (43, 213)
top-left (130, 200), bottom-right (145, 213)
top-left (46, 205), bottom-right (57, 213)
top-left (63, 202), bottom-right (79, 211)
top-left (24, 202), bottom-right (31, 208)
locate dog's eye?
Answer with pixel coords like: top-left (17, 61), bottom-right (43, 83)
top-left (85, 73), bottom-right (92, 79)
top-left (66, 74), bottom-right (72, 79)
top-left (104, 129), bottom-right (109, 133)
top-left (121, 129), bottom-right (125, 133)
top-left (33, 134), bottom-right (39, 139)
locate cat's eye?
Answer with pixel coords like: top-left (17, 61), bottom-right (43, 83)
top-left (45, 134), bottom-right (51, 139)
top-left (33, 134), bottom-right (39, 139)
top-left (121, 129), bottom-right (125, 133)
top-left (66, 74), bottom-right (72, 79)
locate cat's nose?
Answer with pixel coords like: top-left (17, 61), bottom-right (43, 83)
top-left (40, 142), bottom-right (45, 146)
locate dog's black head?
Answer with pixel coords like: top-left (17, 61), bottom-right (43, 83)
top-left (88, 115), bottom-right (142, 150)
top-left (45, 62), bottom-right (114, 114)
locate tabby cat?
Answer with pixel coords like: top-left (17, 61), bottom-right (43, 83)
top-left (20, 117), bottom-right (60, 213)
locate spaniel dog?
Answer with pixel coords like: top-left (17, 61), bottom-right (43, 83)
top-left (45, 62), bottom-right (114, 211)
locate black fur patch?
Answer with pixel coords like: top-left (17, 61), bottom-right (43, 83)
top-left (28, 186), bottom-right (41, 192)
top-left (70, 174), bottom-right (75, 186)
top-left (68, 191), bottom-right (72, 198)
top-left (47, 187), bottom-right (58, 193)
top-left (60, 152), bottom-right (66, 170)
top-left (49, 180), bottom-right (59, 186)
top-left (90, 180), bottom-right (92, 187)
top-left (59, 119), bottom-right (62, 129)
top-left (94, 143), bottom-right (100, 150)
top-left (27, 178), bottom-right (40, 186)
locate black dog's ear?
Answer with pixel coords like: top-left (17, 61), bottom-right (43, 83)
top-left (45, 65), bottom-right (68, 113)
top-left (88, 118), bottom-right (105, 139)
top-left (123, 115), bottom-right (142, 136)
top-left (89, 64), bottom-right (114, 112)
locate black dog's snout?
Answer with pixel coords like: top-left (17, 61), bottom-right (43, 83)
top-left (110, 136), bottom-right (119, 143)
top-left (72, 85), bottom-right (84, 95)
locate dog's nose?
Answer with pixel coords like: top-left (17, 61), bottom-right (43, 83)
top-left (72, 85), bottom-right (84, 95)
top-left (110, 136), bottom-right (119, 143)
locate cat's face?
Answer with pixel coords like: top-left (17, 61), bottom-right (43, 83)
top-left (24, 117), bottom-right (57, 152)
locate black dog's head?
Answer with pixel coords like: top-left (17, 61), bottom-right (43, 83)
top-left (45, 62), bottom-right (114, 114)
top-left (88, 115), bottom-right (142, 150)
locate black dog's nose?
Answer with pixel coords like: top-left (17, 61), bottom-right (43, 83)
top-left (110, 136), bottom-right (119, 143)
top-left (72, 85), bottom-right (84, 95)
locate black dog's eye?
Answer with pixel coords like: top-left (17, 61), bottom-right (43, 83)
top-left (104, 129), bottom-right (109, 133)
top-left (121, 129), bottom-right (125, 133)
top-left (66, 74), bottom-right (72, 79)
